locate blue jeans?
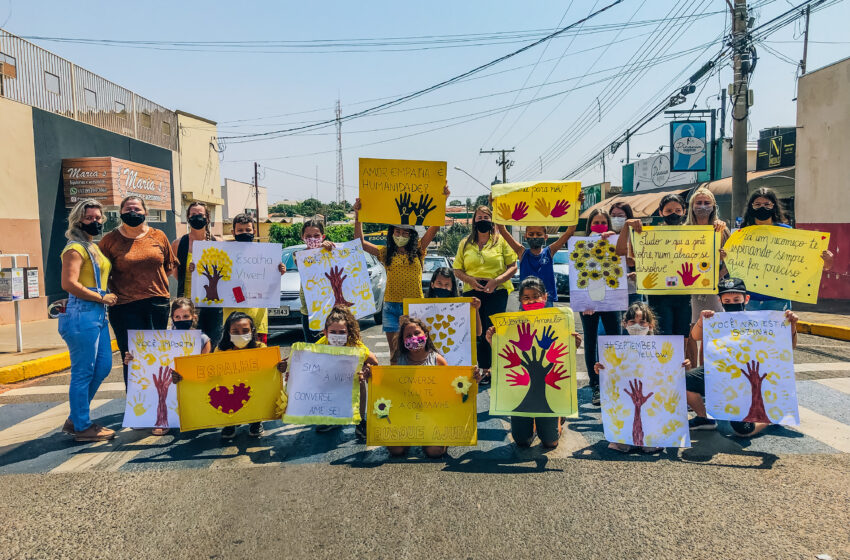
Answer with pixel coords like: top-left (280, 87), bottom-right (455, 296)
top-left (382, 301), bottom-right (404, 333)
top-left (58, 295), bottom-right (113, 432)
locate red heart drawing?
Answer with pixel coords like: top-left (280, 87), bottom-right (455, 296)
top-left (822, 236), bottom-right (827, 240)
top-left (208, 383), bottom-right (252, 414)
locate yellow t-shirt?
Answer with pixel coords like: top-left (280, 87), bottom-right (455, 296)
top-left (61, 242), bottom-right (111, 291)
top-left (378, 246), bottom-right (424, 303)
top-left (184, 251), bottom-right (193, 297)
top-left (453, 235), bottom-right (517, 293)
top-left (222, 307), bottom-right (269, 335)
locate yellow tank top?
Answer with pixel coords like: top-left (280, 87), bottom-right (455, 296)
top-left (184, 251), bottom-right (193, 297)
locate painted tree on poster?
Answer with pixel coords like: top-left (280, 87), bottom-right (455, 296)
top-left (498, 323), bottom-right (571, 413)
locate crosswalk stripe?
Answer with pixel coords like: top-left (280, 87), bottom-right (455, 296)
top-left (794, 362), bottom-right (850, 373)
top-left (373, 341), bottom-right (389, 348)
top-left (0, 399), bottom-right (109, 447)
top-left (816, 377), bottom-right (850, 395)
top-left (1, 382), bottom-right (125, 397)
top-left (793, 406), bottom-right (850, 453)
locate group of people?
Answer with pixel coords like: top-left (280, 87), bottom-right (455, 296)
top-left (56, 185), bottom-right (833, 455)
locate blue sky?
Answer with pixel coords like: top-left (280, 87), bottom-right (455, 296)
top-left (4, 0), bottom-right (849, 203)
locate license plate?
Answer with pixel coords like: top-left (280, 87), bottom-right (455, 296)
top-left (269, 307), bottom-right (289, 317)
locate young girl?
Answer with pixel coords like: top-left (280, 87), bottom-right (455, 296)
top-left (497, 223), bottom-right (577, 305)
top-left (428, 267), bottom-right (483, 337)
top-left (593, 301), bottom-right (690, 453)
top-left (123, 298), bottom-right (212, 436)
top-left (485, 277), bottom-right (582, 450)
top-left (297, 219), bottom-right (337, 343)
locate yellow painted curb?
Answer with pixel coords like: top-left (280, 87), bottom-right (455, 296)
top-left (0, 340), bottom-right (119, 384)
top-left (797, 321), bottom-right (850, 342)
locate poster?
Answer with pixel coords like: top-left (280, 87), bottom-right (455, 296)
top-left (403, 298), bottom-right (476, 366)
top-left (123, 329), bottom-right (202, 429)
top-left (491, 181), bottom-right (581, 226)
top-left (190, 241), bottom-right (282, 308)
top-left (296, 239), bottom-right (376, 331)
top-left (702, 310), bottom-right (799, 425)
top-left (489, 307), bottom-right (577, 418)
top-left (670, 120), bottom-right (707, 172)
top-left (367, 365), bottom-right (477, 446)
top-left (358, 158), bottom-right (447, 226)
top-left (631, 225), bottom-right (720, 295)
top-left (723, 225), bottom-right (830, 304)
top-left (567, 235), bottom-right (628, 312)
top-left (174, 346), bottom-right (282, 431)
top-left (598, 335), bottom-right (690, 448)
top-left (281, 342), bottom-right (365, 425)
top-left (631, 154), bottom-right (697, 192)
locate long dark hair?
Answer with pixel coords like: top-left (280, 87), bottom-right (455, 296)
top-left (742, 187), bottom-right (787, 227)
top-left (519, 276), bottom-right (547, 300)
top-left (391, 315), bottom-right (438, 363)
top-left (170, 297), bottom-right (197, 328)
top-left (428, 267), bottom-right (458, 297)
top-left (301, 218), bottom-right (325, 237)
top-left (384, 227), bottom-right (422, 266)
top-left (658, 193), bottom-right (686, 215)
top-left (584, 209), bottom-right (613, 235)
top-left (186, 201), bottom-right (212, 240)
top-left (219, 311), bottom-right (259, 351)
top-left (609, 202), bottom-right (634, 219)
top-left (324, 306), bottom-right (361, 347)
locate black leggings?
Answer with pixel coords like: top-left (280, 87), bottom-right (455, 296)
top-left (580, 311), bottom-right (621, 389)
top-left (647, 295), bottom-right (691, 336)
top-left (463, 288), bottom-right (509, 370)
top-left (197, 307), bottom-right (223, 350)
top-left (108, 297), bottom-right (170, 386)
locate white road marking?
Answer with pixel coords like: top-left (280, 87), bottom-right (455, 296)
top-left (0, 399), bottom-right (109, 447)
top-left (793, 406), bottom-right (850, 453)
top-left (794, 362), bottom-right (850, 373)
top-left (1, 382), bottom-right (125, 397)
top-left (816, 377), bottom-right (850, 395)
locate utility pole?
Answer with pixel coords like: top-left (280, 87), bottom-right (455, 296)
top-left (800, 4), bottom-right (811, 75)
top-left (601, 153), bottom-right (606, 182)
top-left (730, 0), bottom-right (751, 223)
top-left (480, 148), bottom-right (515, 184)
top-left (719, 90), bottom-right (727, 139)
top-left (625, 128), bottom-right (630, 163)
top-left (253, 162), bottom-right (260, 241)
top-left (335, 98), bottom-right (344, 204)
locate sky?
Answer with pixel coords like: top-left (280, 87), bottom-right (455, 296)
top-left (3, 0), bottom-right (849, 204)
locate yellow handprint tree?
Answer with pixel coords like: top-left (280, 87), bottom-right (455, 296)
top-left (195, 246), bottom-right (233, 304)
top-left (567, 236), bottom-right (627, 312)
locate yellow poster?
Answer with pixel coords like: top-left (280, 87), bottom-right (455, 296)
top-left (174, 346), bottom-right (282, 431)
top-left (491, 181), bottom-right (581, 226)
top-left (358, 158), bottom-right (447, 226)
top-left (631, 225), bottom-right (720, 295)
top-left (367, 365), bottom-right (477, 446)
top-left (489, 307), bottom-right (578, 418)
top-left (723, 225), bottom-right (830, 304)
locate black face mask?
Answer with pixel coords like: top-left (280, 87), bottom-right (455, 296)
top-left (662, 213), bottom-right (683, 226)
top-left (475, 220), bottom-right (493, 234)
top-left (752, 206), bottom-right (774, 221)
top-left (173, 320), bottom-right (194, 330)
top-left (722, 302), bottom-right (746, 313)
top-left (234, 233), bottom-right (254, 243)
top-left (79, 221), bottom-right (103, 236)
top-left (188, 215), bottom-right (208, 230)
top-left (430, 288), bottom-right (453, 299)
top-left (527, 237), bottom-right (545, 249)
top-left (120, 211), bottom-right (145, 227)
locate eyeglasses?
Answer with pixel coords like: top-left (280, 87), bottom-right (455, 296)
top-left (751, 202), bottom-right (775, 209)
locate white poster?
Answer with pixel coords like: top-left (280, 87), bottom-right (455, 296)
top-left (404, 298), bottom-right (476, 366)
top-left (567, 235), bottom-right (628, 312)
top-left (123, 329), bottom-right (202, 429)
top-left (632, 153), bottom-right (697, 192)
top-left (598, 335), bottom-right (690, 448)
top-left (703, 311), bottom-right (799, 425)
top-left (296, 239), bottom-right (376, 331)
top-left (191, 241), bottom-right (281, 308)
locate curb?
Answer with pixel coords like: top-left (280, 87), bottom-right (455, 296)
top-left (797, 321), bottom-right (850, 342)
top-left (0, 340), bottom-right (119, 384)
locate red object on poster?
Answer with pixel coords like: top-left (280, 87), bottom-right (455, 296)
top-left (232, 286), bottom-right (246, 303)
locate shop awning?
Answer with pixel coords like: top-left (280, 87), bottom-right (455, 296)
top-left (691, 166), bottom-right (795, 198)
top-left (579, 185), bottom-right (690, 219)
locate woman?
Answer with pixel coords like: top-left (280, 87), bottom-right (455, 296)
top-left (58, 199), bottom-right (117, 442)
top-left (171, 201), bottom-right (223, 348)
top-left (609, 202), bottom-right (642, 306)
top-left (453, 205), bottom-right (518, 383)
top-left (99, 195), bottom-right (179, 385)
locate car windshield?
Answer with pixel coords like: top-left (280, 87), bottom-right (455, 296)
top-left (554, 251), bottom-right (570, 264)
top-left (423, 257), bottom-right (447, 272)
top-left (281, 246), bottom-right (305, 269)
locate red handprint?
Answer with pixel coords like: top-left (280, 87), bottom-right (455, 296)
top-left (509, 322), bottom-right (537, 352)
top-left (550, 199), bottom-right (571, 217)
top-left (506, 368), bottom-right (531, 387)
top-left (624, 379), bottom-right (654, 446)
top-left (545, 364), bottom-right (570, 390)
top-left (324, 266), bottom-right (353, 307)
top-left (677, 262), bottom-right (701, 286)
top-left (545, 342), bottom-right (568, 364)
top-left (511, 202), bottom-right (529, 221)
top-left (153, 366), bottom-right (173, 428)
top-left (740, 360), bottom-right (769, 423)
top-left (498, 345), bottom-right (522, 369)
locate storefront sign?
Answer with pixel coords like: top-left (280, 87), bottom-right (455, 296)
top-left (670, 120), bottom-right (707, 172)
top-left (62, 157), bottom-right (172, 210)
top-left (632, 154), bottom-right (696, 192)
top-left (756, 131), bottom-right (796, 170)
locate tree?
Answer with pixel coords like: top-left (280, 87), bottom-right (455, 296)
top-left (475, 194), bottom-right (490, 208)
top-left (153, 366), bottom-right (172, 428)
top-left (196, 246), bottom-right (233, 303)
top-left (624, 379), bottom-right (653, 446)
top-left (449, 200), bottom-right (463, 207)
top-left (498, 324), bottom-right (570, 413)
top-left (437, 223), bottom-right (470, 258)
top-left (740, 360), bottom-right (769, 422)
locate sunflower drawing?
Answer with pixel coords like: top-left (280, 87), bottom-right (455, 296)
top-left (452, 376), bottom-right (473, 402)
top-left (571, 238), bottom-right (623, 301)
top-left (373, 398), bottom-right (392, 420)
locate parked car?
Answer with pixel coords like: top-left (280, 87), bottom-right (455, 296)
top-left (267, 244), bottom-right (387, 334)
top-left (510, 248), bottom-right (570, 299)
top-left (422, 255), bottom-right (451, 293)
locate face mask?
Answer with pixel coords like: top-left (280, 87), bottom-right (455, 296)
top-left (527, 237), bottom-right (545, 249)
top-left (80, 221), bottom-right (103, 236)
top-left (120, 211), bottom-right (145, 227)
top-left (590, 224), bottom-right (608, 234)
top-left (722, 302), bottom-right (746, 313)
top-left (327, 333), bottom-right (348, 346)
top-left (662, 213), bottom-right (683, 226)
top-left (475, 220), bottom-right (493, 234)
top-left (231, 333), bottom-right (253, 349)
top-left (626, 323), bottom-right (650, 336)
top-left (404, 335), bottom-right (427, 351)
top-left (393, 235), bottom-right (410, 247)
top-left (752, 206), bottom-right (773, 221)
top-left (234, 233), bottom-right (254, 243)
top-left (188, 215), bottom-right (208, 230)
top-left (173, 320), bottom-right (193, 330)
top-left (430, 287), bottom-right (452, 298)
top-left (693, 205), bottom-right (714, 217)
top-left (305, 236), bottom-right (323, 249)
top-left (522, 301), bottom-right (546, 311)
top-left (611, 217), bottom-right (626, 232)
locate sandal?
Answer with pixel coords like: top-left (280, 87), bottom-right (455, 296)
top-left (607, 442), bottom-right (634, 453)
top-left (640, 446), bottom-right (663, 454)
top-left (151, 428), bottom-right (170, 436)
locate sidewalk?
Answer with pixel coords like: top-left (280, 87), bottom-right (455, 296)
top-left (794, 300), bottom-right (850, 340)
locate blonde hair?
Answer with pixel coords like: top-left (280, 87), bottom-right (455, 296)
top-left (686, 187), bottom-right (719, 225)
top-left (463, 205), bottom-right (499, 249)
top-left (65, 198), bottom-right (104, 244)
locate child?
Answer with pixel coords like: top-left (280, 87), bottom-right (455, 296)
top-left (223, 213), bottom-right (286, 345)
top-left (496, 223), bottom-right (576, 306)
top-left (686, 277), bottom-right (799, 437)
top-left (123, 297), bottom-right (212, 436)
top-left (296, 218), bottom-right (336, 343)
top-left (427, 267), bottom-right (483, 337)
top-left (485, 276), bottom-right (582, 450)
top-left (593, 301), bottom-right (691, 453)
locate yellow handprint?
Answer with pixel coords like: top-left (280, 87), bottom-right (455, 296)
top-left (158, 354), bottom-right (172, 367)
top-left (143, 353), bottom-right (157, 365)
top-left (657, 342), bottom-right (674, 364)
top-left (132, 331), bottom-right (146, 351)
top-left (642, 272), bottom-right (659, 290)
top-left (496, 202), bottom-right (512, 221)
top-left (534, 198), bottom-right (551, 217)
top-left (130, 393), bottom-right (148, 417)
top-left (154, 330), bottom-right (170, 353)
top-left (181, 333), bottom-right (195, 356)
top-left (603, 345), bottom-right (624, 368)
top-left (129, 370), bottom-right (150, 390)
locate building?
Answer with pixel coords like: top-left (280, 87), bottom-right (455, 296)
top-left (173, 111), bottom-right (225, 237)
top-left (222, 178), bottom-right (268, 222)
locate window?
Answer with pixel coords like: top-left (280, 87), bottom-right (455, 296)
top-left (115, 101), bottom-right (126, 115)
top-left (161, 121), bottom-right (171, 136)
top-left (139, 112), bottom-right (151, 128)
top-left (84, 88), bottom-right (96, 110)
top-left (44, 71), bottom-right (60, 95)
top-left (0, 52), bottom-right (15, 65)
